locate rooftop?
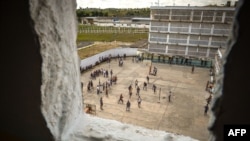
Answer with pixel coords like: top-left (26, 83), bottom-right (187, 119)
top-left (150, 6), bottom-right (235, 11)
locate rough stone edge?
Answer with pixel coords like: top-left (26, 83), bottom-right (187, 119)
top-left (29, 0), bottom-right (82, 140)
top-left (208, 0), bottom-right (242, 140)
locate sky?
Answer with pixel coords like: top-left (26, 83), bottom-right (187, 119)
top-left (76, 0), bottom-right (236, 9)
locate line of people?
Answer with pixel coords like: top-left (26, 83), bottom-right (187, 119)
top-left (90, 68), bottom-right (113, 79)
top-left (117, 93), bottom-right (142, 111)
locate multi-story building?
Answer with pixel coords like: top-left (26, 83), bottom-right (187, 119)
top-left (147, 6), bottom-right (235, 67)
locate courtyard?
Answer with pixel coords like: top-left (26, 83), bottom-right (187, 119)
top-left (81, 57), bottom-right (211, 141)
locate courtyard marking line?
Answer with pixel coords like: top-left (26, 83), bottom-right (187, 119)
top-left (156, 81), bottom-right (179, 130)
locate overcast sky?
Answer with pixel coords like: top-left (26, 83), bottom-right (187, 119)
top-left (76, 0), bottom-right (236, 9)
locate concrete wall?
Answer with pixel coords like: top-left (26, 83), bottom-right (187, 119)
top-left (209, 0), bottom-right (250, 140)
top-left (80, 48), bottom-right (137, 69)
top-left (29, 0), bottom-right (82, 140)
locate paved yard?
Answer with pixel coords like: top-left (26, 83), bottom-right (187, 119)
top-left (81, 57), bottom-right (212, 141)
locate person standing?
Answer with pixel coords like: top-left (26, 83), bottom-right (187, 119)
top-left (168, 91), bottom-right (172, 102)
top-left (129, 91), bottom-right (132, 98)
top-left (192, 65), bottom-right (195, 73)
top-left (105, 88), bottom-right (108, 97)
top-left (136, 86), bottom-right (140, 95)
top-left (146, 76), bottom-right (149, 84)
top-left (100, 97), bottom-right (103, 110)
top-left (206, 94), bottom-right (212, 105)
top-left (118, 94), bottom-right (123, 104)
top-left (143, 82), bottom-right (147, 91)
top-left (137, 96), bottom-right (142, 108)
top-left (103, 82), bottom-right (105, 91)
top-left (81, 82), bottom-right (83, 91)
top-left (126, 100), bottom-right (131, 111)
top-left (204, 104), bottom-right (209, 116)
top-left (97, 85), bottom-right (100, 94)
top-left (135, 79), bottom-right (138, 88)
top-left (152, 84), bottom-right (157, 94)
top-left (110, 69), bottom-right (113, 79)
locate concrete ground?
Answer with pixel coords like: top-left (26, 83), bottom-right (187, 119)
top-left (81, 57), bottom-right (212, 141)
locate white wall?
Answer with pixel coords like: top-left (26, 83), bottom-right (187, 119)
top-left (80, 47), bottom-right (137, 69)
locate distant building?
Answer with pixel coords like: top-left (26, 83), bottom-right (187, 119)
top-left (148, 6), bottom-right (235, 60)
top-left (79, 17), bottom-right (150, 28)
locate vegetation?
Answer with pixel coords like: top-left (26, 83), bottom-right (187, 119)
top-left (77, 43), bottom-right (121, 59)
top-left (77, 25), bottom-right (148, 42)
top-left (77, 33), bottom-right (147, 42)
top-left (78, 25), bottom-right (148, 32)
top-left (76, 8), bottom-right (150, 18)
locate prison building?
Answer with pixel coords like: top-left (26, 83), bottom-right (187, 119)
top-left (148, 6), bottom-right (235, 60)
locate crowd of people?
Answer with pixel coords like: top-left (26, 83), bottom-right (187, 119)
top-left (82, 56), bottom-right (213, 117)
top-left (203, 68), bottom-right (215, 116)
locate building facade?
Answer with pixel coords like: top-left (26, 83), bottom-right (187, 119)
top-left (148, 6), bottom-right (235, 60)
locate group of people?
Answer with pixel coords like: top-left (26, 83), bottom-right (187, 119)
top-left (168, 57), bottom-right (192, 65)
top-left (132, 56), bottom-right (144, 63)
top-left (204, 94), bottom-right (212, 115)
top-left (116, 78), bottom-right (146, 111)
top-left (96, 63), bottom-right (176, 113)
top-left (87, 57), bottom-right (212, 118)
top-left (97, 77), bottom-right (114, 96)
top-left (90, 68), bottom-right (112, 79)
top-left (204, 91), bottom-right (213, 116)
top-left (87, 80), bottom-right (94, 92)
top-left (117, 94), bottom-right (141, 111)
top-left (204, 69), bottom-right (215, 116)
top-left (87, 68), bottom-right (116, 95)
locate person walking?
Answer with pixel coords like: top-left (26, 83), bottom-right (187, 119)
top-left (137, 96), bottom-right (142, 108)
top-left (126, 100), bottom-right (131, 111)
top-left (118, 93), bottom-right (123, 104)
top-left (100, 97), bottom-right (103, 110)
top-left (146, 76), bottom-right (149, 84)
